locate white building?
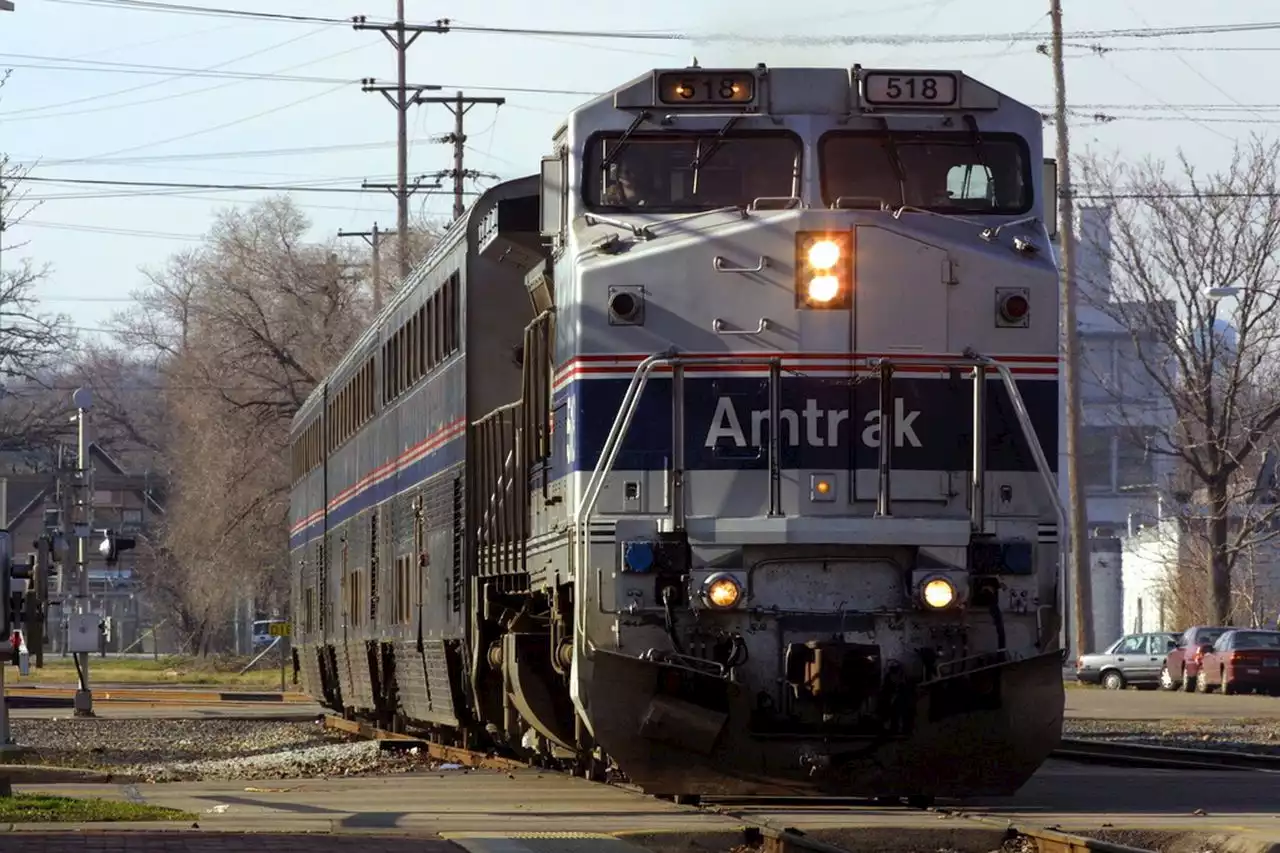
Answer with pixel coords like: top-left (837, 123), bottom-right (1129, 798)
top-left (1121, 503), bottom-right (1280, 633)
top-left (1058, 205), bottom-right (1179, 652)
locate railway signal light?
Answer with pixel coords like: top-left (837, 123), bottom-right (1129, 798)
top-left (0, 531), bottom-right (30, 631)
top-left (795, 231), bottom-right (852, 309)
top-left (98, 529), bottom-right (136, 565)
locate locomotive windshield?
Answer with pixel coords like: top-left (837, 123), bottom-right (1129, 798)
top-left (586, 132), bottom-right (801, 211)
top-left (819, 131), bottom-right (1032, 214)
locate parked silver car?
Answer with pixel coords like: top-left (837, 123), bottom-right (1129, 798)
top-left (1074, 632), bottom-right (1180, 690)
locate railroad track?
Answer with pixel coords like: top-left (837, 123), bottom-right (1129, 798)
top-left (321, 714), bottom-right (1156, 853)
top-left (1053, 737), bottom-right (1280, 771)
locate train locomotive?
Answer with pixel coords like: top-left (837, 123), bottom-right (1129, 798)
top-left (288, 63), bottom-right (1067, 803)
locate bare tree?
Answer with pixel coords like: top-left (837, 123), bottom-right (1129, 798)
top-left (1078, 135), bottom-right (1280, 626)
top-left (99, 194), bottom-right (438, 649)
top-left (1145, 508), bottom-right (1280, 630)
top-left (0, 115), bottom-right (77, 449)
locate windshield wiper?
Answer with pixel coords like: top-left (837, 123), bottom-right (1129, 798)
top-left (689, 116), bottom-right (741, 193)
top-left (875, 117), bottom-right (907, 208)
top-left (962, 114), bottom-right (993, 203)
top-left (601, 110), bottom-right (653, 172)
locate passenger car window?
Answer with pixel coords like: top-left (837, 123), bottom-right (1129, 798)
top-left (1115, 635), bottom-right (1145, 654)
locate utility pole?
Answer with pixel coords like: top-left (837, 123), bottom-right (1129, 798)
top-left (352, 8), bottom-right (450, 280)
top-left (414, 91), bottom-right (505, 220)
top-left (339, 224), bottom-right (384, 312)
top-left (1050, 0), bottom-right (1092, 656)
top-left (70, 388), bottom-right (94, 717)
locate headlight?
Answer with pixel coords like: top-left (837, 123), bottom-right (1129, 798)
top-left (807, 239), bottom-right (841, 270)
top-left (807, 275), bottom-right (840, 303)
top-left (921, 577), bottom-right (956, 609)
top-left (795, 232), bottom-right (851, 309)
top-left (701, 573), bottom-right (743, 609)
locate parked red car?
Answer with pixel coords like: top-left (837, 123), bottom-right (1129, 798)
top-left (1194, 629), bottom-right (1280, 695)
top-left (1161, 625), bottom-right (1229, 691)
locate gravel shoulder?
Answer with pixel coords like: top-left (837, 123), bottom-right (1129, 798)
top-left (1065, 716), bottom-right (1280, 754)
top-left (6, 718), bottom-right (441, 782)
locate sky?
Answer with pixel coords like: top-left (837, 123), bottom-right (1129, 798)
top-left (0, 0), bottom-right (1272, 344)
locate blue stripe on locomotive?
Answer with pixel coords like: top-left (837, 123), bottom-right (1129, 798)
top-left (547, 374), bottom-right (1059, 480)
top-left (291, 372), bottom-right (1058, 549)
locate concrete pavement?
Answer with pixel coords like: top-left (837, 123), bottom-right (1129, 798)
top-left (3, 761), bottom-right (1279, 848)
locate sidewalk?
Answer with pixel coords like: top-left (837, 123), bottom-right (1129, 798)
top-left (0, 831), bottom-right (461, 852)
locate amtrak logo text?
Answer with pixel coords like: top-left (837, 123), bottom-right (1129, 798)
top-left (705, 396), bottom-right (922, 449)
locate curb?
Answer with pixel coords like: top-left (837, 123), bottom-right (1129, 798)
top-left (0, 765), bottom-right (143, 785)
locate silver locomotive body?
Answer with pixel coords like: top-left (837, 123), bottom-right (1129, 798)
top-left (289, 63), bottom-right (1066, 801)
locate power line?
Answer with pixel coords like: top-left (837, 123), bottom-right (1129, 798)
top-left (21, 220), bottom-right (204, 240)
top-left (19, 137), bottom-right (448, 168)
top-left (0, 26), bottom-right (328, 118)
top-left (0, 51), bottom-right (356, 84)
top-left (46, 0), bottom-right (348, 25)
top-left (37, 1), bottom-right (1280, 45)
top-left (20, 175), bottom-right (398, 194)
top-left (1, 56), bottom-right (603, 98)
top-left (0, 45), bottom-right (372, 124)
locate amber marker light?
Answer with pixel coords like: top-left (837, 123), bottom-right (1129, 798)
top-left (702, 573), bottom-right (743, 609)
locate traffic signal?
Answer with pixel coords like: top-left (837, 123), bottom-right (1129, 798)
top-left (98, 529), bottom-right (136, 565)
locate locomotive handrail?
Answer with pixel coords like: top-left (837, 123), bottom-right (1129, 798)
top-left (713, 317), bottom-right (772, 335)
top-left (866, 352), bottom-right (1066, 534)
top-left (712, 255), bottom-right (769, 273)
top-left (582, 213), bottom-right (654, 240)
top-left (574, 350), bottom-right (788, 656)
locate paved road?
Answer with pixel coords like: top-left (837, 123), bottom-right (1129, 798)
top-left (1066, 683), bottom-right (1280, 720)
top-left (7, 761), bottom-right (1280, 844)
top-left (0, 835), bottom-right (463, 853)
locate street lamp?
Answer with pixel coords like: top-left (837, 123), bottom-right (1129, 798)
top-left (0, 2), bottom-right (13, 11)
top-left (1205, 286), bottom-right (1241, 300)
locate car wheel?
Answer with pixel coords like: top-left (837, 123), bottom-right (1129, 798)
top-left (1159, 666), bottom-right (1174, 690)
top-left (1101, 670), bottom-right (1125, 690)
top-left (1196, 670), bottom-right (1210, 693)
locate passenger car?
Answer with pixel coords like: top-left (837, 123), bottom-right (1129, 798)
top-left (1075, 632), bottom-right (1179, 689)
top-left (1161, 625), bottom-right (1229, 692)
top-left (1194, 629), bottom-right (1280, 695)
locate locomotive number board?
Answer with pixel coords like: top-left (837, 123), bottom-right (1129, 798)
top-left (860, 71), bottom-right (959, 108)
top-left (656, 70), bottom-right (757, 106)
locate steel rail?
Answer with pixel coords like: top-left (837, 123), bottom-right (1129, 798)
top-left (1053, 736), bottom-right (1280, 772)
top-left (323, 714), bottom-right (1165, 853)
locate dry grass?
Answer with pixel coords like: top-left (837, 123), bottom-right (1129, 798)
top-left (6, 654), bottom-right (301, 690)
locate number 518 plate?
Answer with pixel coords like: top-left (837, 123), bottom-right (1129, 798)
top-left (861, 71), bottom-right (959, 107)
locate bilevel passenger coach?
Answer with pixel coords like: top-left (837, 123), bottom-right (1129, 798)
top-left (288, 63), bottom-right (1067, 803)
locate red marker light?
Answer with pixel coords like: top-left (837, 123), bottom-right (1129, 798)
top-left (1000, 293), bottom-right (1030, 322)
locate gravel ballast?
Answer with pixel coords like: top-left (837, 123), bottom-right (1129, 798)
top-left (7, 718), bottom-right (442, 782)
top-left (1065, 716), bottom-right (1280, 755)
top-left (8, 714), bottom-right (1280, 784)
